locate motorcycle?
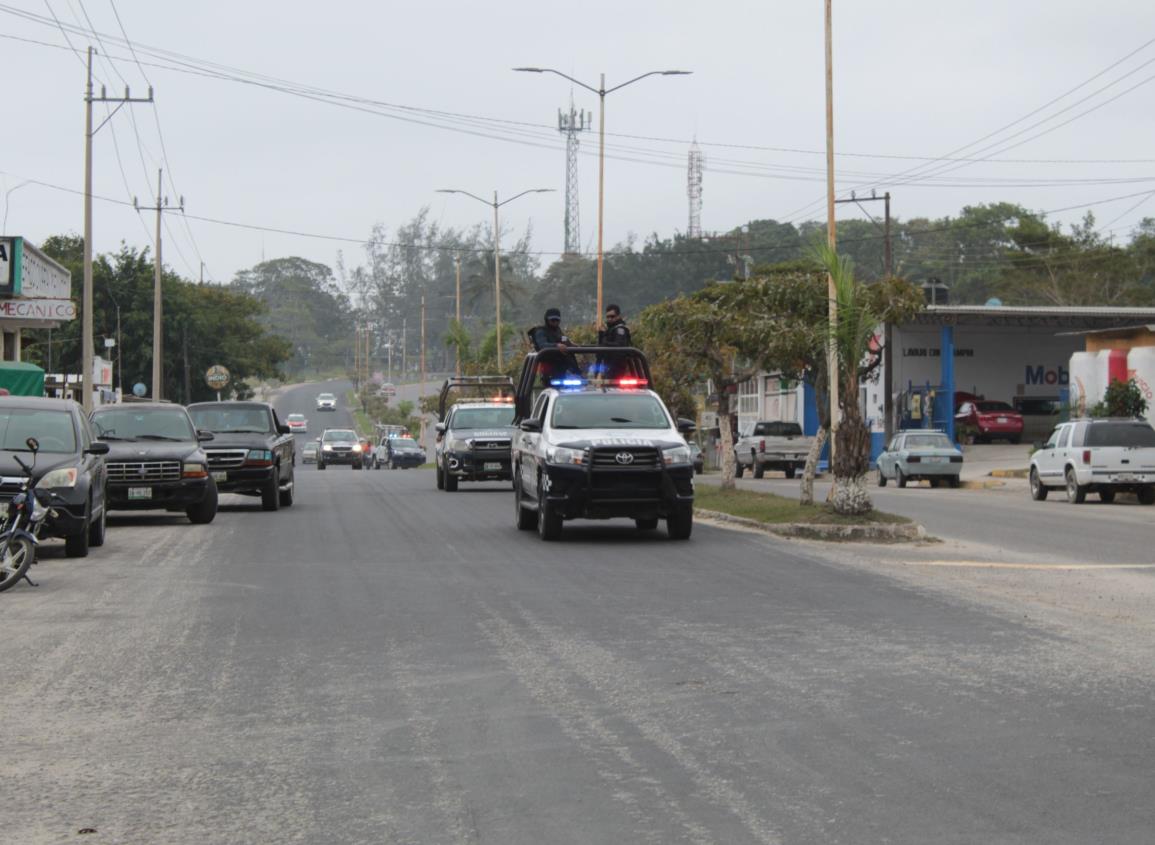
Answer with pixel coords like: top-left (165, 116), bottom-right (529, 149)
top-left (0, 437), bottom-right (47, 593)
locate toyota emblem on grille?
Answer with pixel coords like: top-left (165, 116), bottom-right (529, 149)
top-left (614, 451), bottom-right (635, 465)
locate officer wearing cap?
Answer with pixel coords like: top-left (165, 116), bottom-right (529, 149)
top-left (530, 308), bottom-right (569, 352)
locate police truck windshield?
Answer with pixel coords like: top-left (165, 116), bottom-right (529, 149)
top-left (451, 408), bottom-right (514, 428)
top-left (551, 394), bottom-right (671, 430)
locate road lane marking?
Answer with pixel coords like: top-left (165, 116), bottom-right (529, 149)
top-left (909, 561), bottom-right (1155, 570)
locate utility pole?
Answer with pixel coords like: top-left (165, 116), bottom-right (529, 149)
top-left (824, 0), bottom-right (839, 456)
top-left (402, 318), bottom-right (408, 379)
top-left (134, 169), bottom-right (183, 401)
top-left (420, 295), bottom-right (427, 390)
top-left (182, 324), bottom-right (191, 404)
top-left (493, 192), bottom-right (503, 369)
top-left (835, 190), bottom-right (894, 439)
top-left (83, 45), bottom-right (153, 411)
top-left (454, 252), bottom-right (462, 377)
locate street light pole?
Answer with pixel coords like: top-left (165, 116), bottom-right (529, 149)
top-left (824, 0), bottom-right (840, 455)
top-left (436, 187), bottom-right (554, 370)
top-left (514, 67), bottom-right (690, 326)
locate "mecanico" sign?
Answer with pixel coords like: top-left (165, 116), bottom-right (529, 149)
top-left (0, 299), bottom-right (78, 320)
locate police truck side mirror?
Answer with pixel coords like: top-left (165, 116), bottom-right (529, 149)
top-left (676, 418), bottom-right (696, 435)
top-left (435, 423), bottom-right (446, 433)
top-left (520, 419), bottom-right (542, 433)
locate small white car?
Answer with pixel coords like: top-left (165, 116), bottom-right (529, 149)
top-left (1029, 418), bottom-right (1155, 504)
top-left (315, 393), bottom-right (337, 412)
top-left (877, 430), bottom-right (963, 488)
top-left (512, 377), bottom-right (696, 541)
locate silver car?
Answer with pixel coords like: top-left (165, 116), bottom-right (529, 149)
top-left (877, 430), bottom-right (963, 489)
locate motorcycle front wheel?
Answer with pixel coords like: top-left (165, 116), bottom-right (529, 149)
top-left (0, 535), bottom-right (35, 592)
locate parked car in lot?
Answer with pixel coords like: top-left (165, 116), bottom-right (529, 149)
top-left (317, 428), bottom-right (362, 470)
top-left (955, 399), bottom-right (1024, 443)
top-left (286, 413), bottom-right (308, 433)
top-left (734, 420), bottom-right (812, 479)
top-left (187, 401), bottom-right (296, 511)
top-left (316, 393), bottom-right (337, 412)
top-left (0, 397), bottom-right (110, 557)
top-left (302, 440), bottom-right (319, 464)
top-left (1029, 418), bottom-right (1155, 504)
top-left (381, 436), bottom-right (425, 469)
top-left (90, 403), bottom-right (218, 524)
top-left (877, 429), bottom-right (963, 488)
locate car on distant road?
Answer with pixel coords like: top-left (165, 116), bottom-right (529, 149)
top-left (286, 413), bottom-right (308, 433)
top-left (91, 403), bottom-right (218, 523)
top-left (317, 428), bottom-right (362, 470)
top-left (0, 396), bottom-right (110, 557)
top-left (316, 393), bottom-right (337, 412)
top-left (1029, 418), bottom-right (1155, 504)
top-left (187, 401), bottom-right (296, 511)
top-left (734, 420), bottom-right (812, 479)
top-left (877, 429), bottom-right (963, 488)
top-left (955, 399), bottom-right (1024, 443)
top-left (302, 440), bottom-right (319, 464)
top-left (435, 402), bottom-right (516, 491)
top-left (382, 436), bottom-right (425, 469)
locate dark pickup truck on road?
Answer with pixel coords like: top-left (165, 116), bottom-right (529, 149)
top-left (188, 401), bottom-right (296, 511)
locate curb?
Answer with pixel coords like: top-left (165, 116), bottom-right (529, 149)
top-left (989, 468), bottom-right (1028, 479)
top-left (696, 508), bottom-right (926, 543)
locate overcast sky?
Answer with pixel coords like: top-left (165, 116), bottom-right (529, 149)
top-left (1, 0), bottom-right (1153, 284)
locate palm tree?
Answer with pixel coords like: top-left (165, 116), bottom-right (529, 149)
top-left (814, 242), bottom-right (877, 515)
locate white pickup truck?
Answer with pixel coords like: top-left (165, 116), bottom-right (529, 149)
top-left (1029, 417), bottom-right (1155, 504)
top-left (734, 420), bottom-right (813, 479)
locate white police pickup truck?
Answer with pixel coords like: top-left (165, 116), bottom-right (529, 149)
top-left (511, 347), bottom-right (696, 541)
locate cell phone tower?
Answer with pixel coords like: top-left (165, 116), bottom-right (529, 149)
top-left (687, 139), bottom-right (704, 239)
top-left (558, 99), bottom-right (591, 255)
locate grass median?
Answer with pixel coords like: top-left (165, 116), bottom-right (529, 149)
top-left (694, 485), bottom-right (910, 526)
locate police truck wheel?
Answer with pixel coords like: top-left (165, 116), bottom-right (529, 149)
top-left (536, 477), bottom-right (562, 541)
top-left (444, 471), bottom-right (458, 492)
top-left (436, 463), bottom-right (445, 490)
top-left (666, 503), bottom-right (693, 540)
top-left (317, 461), bottom-right (326, 471)
top-left (635, 518), bottom-right (658, 531)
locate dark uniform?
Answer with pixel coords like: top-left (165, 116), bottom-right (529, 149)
top-left (597, 319), bottom-right (632, 379)
top-left (529, 309), bottom-right (578, 383)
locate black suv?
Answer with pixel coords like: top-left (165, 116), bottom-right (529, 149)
top-left (0, 397), bottom-right (110, 557)
top-left (90, 403), bottom-right (218, 524)
top-left (317, 428), bottom-right (362, 470)
top-left (188, 401), bottom-right (296, 511)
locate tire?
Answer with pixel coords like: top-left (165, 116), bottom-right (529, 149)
top-left (785, 467), bottom-right (796, 479)
top-left (1138, 485), bottom-right (1155, 505)
top-left (753, 456), bottom-right (765, 479)
top-left (514, 473), bottom-right (537, 531)
top-left (1065, 467), bottom-right (1087, 504)
top-left (1029, 467), bottom-right (1048, 501)
top-left (317, 461), bottom-right (326, 471)
top-left (1010, 435), bottom-right (1022, 445)
top-left (536, 476), bottom-right (562, 541)
top-left (88, 501), bottom-right (107, 548)
top-left (187, 478), bottom-right (219, 524)
top-left (666, 502), bottom-right (693, 540)
top-left (279, 481), bottom-right (294, 508)
top-left (896, 467), bottom-right (907, 489)
top-left (635, 517), bottom-right (659, 531)
top-left (261, 467), bottom-right (281, 511)
top-left (734, 461), bottom-right (745, 479)
top-left (444, 471), bottom-right (458, 492)
top-left (877, 467), bottom-right (888, 487)
top-left (1099, 488), bottom-right (1116, 504)
top-left (930, 478), bottom-right (941, 489)
top-left (949, 476), bottom-right (961, 489)
top-left (65, 500), bottom-right (91, 558)
top-left (0, 535), bottom-right (34, 592)
top-left (352, 462), bottom-right (361, 471)
top-left (436, 463), bottom-right (445, 490)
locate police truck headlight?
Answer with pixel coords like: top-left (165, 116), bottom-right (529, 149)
top-left (36, 466), bottom-right (79, 489)
top-left (547, 446), bottom-right (586, 466)
top-left (322, 443), bottom-right (333, 451)
top-left (663, 445), bottom-right (692, 466)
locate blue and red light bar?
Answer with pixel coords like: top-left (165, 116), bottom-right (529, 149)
top-left (549, 377), bottom-right (648, 389)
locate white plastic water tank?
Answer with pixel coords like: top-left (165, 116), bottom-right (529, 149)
top-left (1127, 347), bottom-right (1155, 419)
top-left (1093, 349), bottom-right (1116, 410)
top-left (1069, 351), bottom-right (1099, 416)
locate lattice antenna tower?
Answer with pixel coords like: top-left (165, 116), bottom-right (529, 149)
top-left (558, 96), bottom-right (591, 255)
top-left (687, 139), bottom-right (704, 239)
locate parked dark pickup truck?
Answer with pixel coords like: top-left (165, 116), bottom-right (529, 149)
top-left (188, 401), bottom-right (296, 511)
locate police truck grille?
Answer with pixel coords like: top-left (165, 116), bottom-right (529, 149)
top-left (107, 461), bottom-right (182, 483)
top-left (590, 447), bottom-right (660, 468)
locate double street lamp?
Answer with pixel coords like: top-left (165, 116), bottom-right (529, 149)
top-left (513, 67), bottom-right (691, 326)
top-left (436, 187), bottom-right (554, 369)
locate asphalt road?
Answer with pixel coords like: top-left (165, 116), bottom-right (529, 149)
top-left (2, 381), bottom-right (1154, 843)
top-left (741, 473), bottom-right (1155, 564)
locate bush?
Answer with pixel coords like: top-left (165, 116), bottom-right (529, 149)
top-left (1088, 378), bottom-right (1147, 419)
